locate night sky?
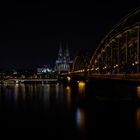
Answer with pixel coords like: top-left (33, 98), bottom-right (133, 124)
top-left (0, 0), bottom-right (140, 70)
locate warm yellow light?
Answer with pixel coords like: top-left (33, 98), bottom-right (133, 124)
top-left (78, 81), bottom-right (85, 87)
top-left (103, 66), bottom-right (107, 69)
top-left (95, 67), bottom-right (99, 71)
top-left (137, 86), bottom-right (140, 98)
top-left (66, 86), bottom-right (71, 91)
top-left (66, 86), bottom-right (71, 107)
top-left (78, 81), bottom-right (85, 94)
top-left (67, 76), bottom-right (71, 82)
top-left (136, 107), bottom-right (140, 129)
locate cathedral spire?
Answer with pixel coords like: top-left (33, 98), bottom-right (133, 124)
top-left (55, 41), bottom-right (73, 73)
top-left (65, 42), bottom-right (70, 60)
top-left (58, 42), bottom-right (63, 58)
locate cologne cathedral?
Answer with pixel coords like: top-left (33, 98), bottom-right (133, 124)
top-left (55, 43), bottom-right (73, 73)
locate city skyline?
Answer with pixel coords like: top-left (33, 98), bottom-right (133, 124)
top-left (0, 1), bottom-right (139, 69)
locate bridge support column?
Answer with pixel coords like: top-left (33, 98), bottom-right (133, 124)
top-left (126, 31), bottom-right (128, 73)
top-left (111, 45), bottom-right (113, 67)
top-left (117, 39), bottom-right (120, 73)
top-left (137, 25), bottom-right (140, 73)
top-left (105, 47), bottom-right (108, 73)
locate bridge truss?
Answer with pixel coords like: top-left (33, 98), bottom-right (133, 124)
top-left (71, 7), bottom-right (140, 77)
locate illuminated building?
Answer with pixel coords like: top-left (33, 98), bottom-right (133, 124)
top-left (37, 65), bottom-right (52, 75)
top-left (55, 42), bottom-right (73, 73)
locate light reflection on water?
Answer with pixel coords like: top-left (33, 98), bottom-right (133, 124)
top-left (66, 86), bottom-right (71, 108)
top-left (55, 83), bottom-right (59, 98)
top-left (43, 84), bottom-right (50, 106)
top-left (137, 86), bottom-right (140, 98)
top-left (78, 81), bottom-right (86, 95)
top-left (0, 83), bottom-right (140, 138)
top-left (21, 83), bottom-right (26, 101)
top-left (136, 107), bottom-right (140, 129)
top-left (76, 108), bottom-right (86, 130)
top-left (14, 84), bottom-right (19, 102)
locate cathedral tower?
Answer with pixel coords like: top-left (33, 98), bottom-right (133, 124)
top-left (55, 42), bottom-right (73, 73)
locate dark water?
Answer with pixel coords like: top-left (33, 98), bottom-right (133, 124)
top-left (0, 81), bottom-right (140, 139)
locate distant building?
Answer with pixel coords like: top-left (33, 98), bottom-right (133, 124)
top-left (55, 43), bottom-right (73, 73)
top-left (37, 65), bottom-right (52, 75)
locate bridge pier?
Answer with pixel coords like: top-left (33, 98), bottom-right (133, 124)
top-left (67, 75), bottom-right (140, 101)
top-left (87, 78), bottom-right (139, 101)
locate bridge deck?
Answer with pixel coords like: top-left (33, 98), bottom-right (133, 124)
top-left (89, 74), bottom-right (140, 81)
top-left (69, 72), bottom-right (140, 82)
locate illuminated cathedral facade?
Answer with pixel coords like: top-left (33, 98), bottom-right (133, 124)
top-left (55, 43), bottom-right (73, 73)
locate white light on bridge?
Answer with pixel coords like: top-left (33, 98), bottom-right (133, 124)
top-left (95, 67), bottom-right (99, 71)
top-left (113, 64), bottom-right (118, 68)
top-left (16, 80), bottom-right (19, 84)
top-left (103, 66), bottom-right (107, 69)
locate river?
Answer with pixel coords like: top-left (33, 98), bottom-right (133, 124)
top-left (0, 81), bottom-right (140, 139)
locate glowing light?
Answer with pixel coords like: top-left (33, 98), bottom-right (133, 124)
top-left (66, 86), bottom-right (71, 107)
top-left (78, 81), bottom-right (85, 94)
top-left (137, 86), bottom-right (140, 98)
top-left (76, 108), bottom-right (86, 130)
top-left (43, 84), bottom-right (50, 107)
top-left (103, 66), bottom-right (107, 69)
top-left (78, 81), bottom-right (85, 87)
top-left (21, 83), bottom-right (25, 101)
top-left (14, 84), bottom-right (19, 102)
top-left (81, 69), bottom-right (85, 72)
top-left (101, 49), bottom-right (105, 52)
top-left (67, 76), bottom-right (71, 82)
top-left (15, 80), bottom-right (19, 84)
top-left (95, 67), bottom-right (99, 71)
top-left (136, 107), bottom-right (140, 129)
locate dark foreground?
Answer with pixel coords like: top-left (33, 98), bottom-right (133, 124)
top-left (0, 81), bottom-right (140, 139)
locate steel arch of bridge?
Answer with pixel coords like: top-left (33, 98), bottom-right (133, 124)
top-left (72, 51), bottom-right (91, 73)
top-left (88, 7), bottom-right (140, 74)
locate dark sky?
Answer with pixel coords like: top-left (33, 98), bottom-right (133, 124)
top-left (0, 0), bottom-right (139, 69)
